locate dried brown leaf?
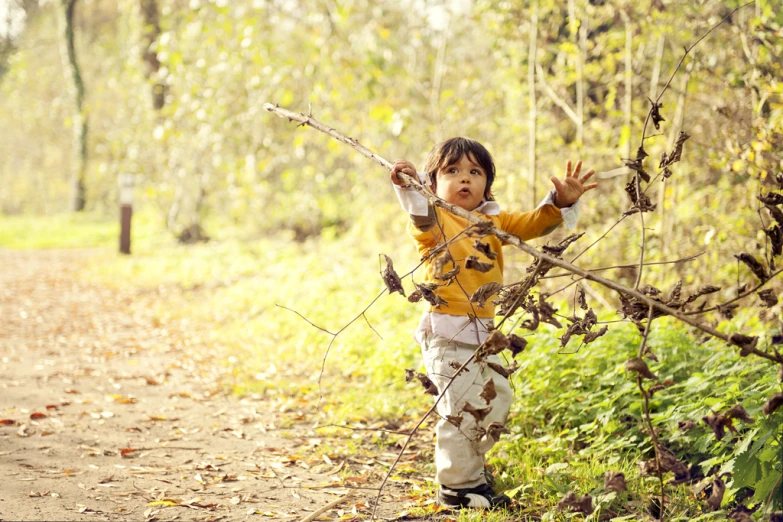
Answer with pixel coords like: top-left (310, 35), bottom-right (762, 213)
top-left (446, 415), bottom-right (463, 428)
top-left (479, 379), bottom-right (497, 404)
top-left (465, 256), bottom-right (494, 273)
top-left (380, 254), bottom-right (405, 296)
top-left (473, 239), bottom-right (497, 260)
top-left (556, 491), bottom-right (594, 515)
top-left (486, 422), bottom-right (509, 442)
top-left (604, 471), bottom-right (627, 493)
top-left (461, 402), bottom-right (492, 423)
top-left (706, 475), bottom-right (725, 511)
top-left (469, 282), bottom-right (503, 308)
top-left (487, 361), bottom-right (519, 379)
top-left (759, 288), bottom-right (778, 308)
top-left (725, 404), bottom-right (755, 424)
top-left (734, 253), bottom-right (769, 282)
top-left (434, 265), bottom-right (461, 282)
top-left (507, 334), bottom-right (528, 357)
top-left (762, 392), bottom-right (783, 416)
top-left (625, 357), bottom-right (658, 380)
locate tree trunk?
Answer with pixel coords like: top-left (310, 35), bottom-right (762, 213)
top-left (568, 0), bottom-right (585, 147)
top-left (60, 0), bottom-right (87, 212)
top-left (622, 9), bottom-right (632, 161)
top-left (527, 0), bottom-right (538, 209)
top-left (138, 0), bottom-right (165, 110)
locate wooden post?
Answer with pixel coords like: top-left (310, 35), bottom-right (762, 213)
top-left (119, 174), bottom-right (134, 255)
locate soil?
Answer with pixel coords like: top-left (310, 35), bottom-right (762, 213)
top-left (0, 249), bottom-right (432, 522)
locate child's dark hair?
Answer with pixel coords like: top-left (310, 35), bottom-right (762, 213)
top-left (423, 137), bottom-right (496, 200)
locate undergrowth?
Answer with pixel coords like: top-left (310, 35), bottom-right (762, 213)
top-left (3, 212), bottom-right (781, 520)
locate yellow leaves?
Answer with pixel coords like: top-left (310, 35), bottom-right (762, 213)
top-left (107, 394), bottom-right (137, 404)
top-left (369, 104), bottom-right (394, 123)
top-left (147, 499), bottom-right (179, 507)
top-left (731, 159), bottom-right (745, 172)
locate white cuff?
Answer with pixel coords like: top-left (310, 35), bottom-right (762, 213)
top-left (537, 189), bottom-right (580, 231)
top-left (393, 173), bottom-right (430, 217)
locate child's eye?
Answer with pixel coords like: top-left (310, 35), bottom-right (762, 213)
top-left (471, 170), bottom-right (483, 176)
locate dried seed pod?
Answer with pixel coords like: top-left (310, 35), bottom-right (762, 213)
top-left (625, 357), bottom-right (658, 380)
top-left (684, 285), bottom-right (721, 305)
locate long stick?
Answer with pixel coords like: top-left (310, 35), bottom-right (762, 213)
top-left (262, 103), bottom-right (780, 364)
top-left (298, 492), bottom-right (354, 522)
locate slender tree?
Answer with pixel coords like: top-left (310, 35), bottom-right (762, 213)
top-left (59, 0), bottom-right (87, 212)
top-left (138, 0), bottom-right (165, 110)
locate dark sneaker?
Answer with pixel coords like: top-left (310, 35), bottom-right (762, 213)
top-left (437, 483), bottom-right (511, 509)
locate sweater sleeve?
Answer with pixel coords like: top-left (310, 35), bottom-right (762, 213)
top-left (407, 206), bottom-right (444, 248)
top-left (498, 205), bottom-right (563, 241)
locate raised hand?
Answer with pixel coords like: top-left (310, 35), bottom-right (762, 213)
top-left (550, 160), bottom-right (598, 208)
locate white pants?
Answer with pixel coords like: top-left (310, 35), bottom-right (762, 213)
top-left (421, 333), bottom-right (513, 490)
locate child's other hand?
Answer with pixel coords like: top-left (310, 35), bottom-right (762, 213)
top-left (390, 160), bottom-right (417, 186)
top-left (550, 160), bottom-right (597, 208)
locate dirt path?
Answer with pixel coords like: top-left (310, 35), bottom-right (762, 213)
top-left (0, 250), bottom-right (427, 522)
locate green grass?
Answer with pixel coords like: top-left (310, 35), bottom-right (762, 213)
top-left (6, 213), bottom-right (782, 520)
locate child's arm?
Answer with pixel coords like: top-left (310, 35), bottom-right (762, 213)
top-left (390, 160), bottom-right (437, 231)
top-left (549, 160), bottom-right (597, 208)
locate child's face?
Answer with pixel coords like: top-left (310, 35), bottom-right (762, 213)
top-left (434, 153), bottom-right (488, 212)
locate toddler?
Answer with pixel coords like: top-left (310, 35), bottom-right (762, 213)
top-left (389, 137), bottom-right (596, 508)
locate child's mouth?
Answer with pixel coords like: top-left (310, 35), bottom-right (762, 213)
top-left (459, 189), bottom-right (471, 196)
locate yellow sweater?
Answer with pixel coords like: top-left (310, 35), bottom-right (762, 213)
top-left (407, 204), bottom-right (563, 318)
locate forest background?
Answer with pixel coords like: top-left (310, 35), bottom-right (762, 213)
top-left (0, 0), bottom-right (782, 520)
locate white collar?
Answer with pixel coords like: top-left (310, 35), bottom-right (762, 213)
top-left (473, 200), bottom-right (501, 215)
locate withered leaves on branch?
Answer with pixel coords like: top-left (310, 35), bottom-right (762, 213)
top-left (576, 285), bottom-right (587, 310)
top-left (734, 253), bottom-right (769, 283)
top-left (472, 239), bottom-right (497, 260)
top-left (764, 202), bottom-right (783, 229)
top-left (684, 285), bottom-right (721, 306)
top-left (413, 282), bottom-right (448, 308)
top-left (541, 233), bottom-right (584, 258)
top-left (538, 294), bottom-right (562, 328)
top-left (434, 265), bottom-right (460, 283)
top-left (479, 379), bottom-right (496, 404)
top-left (487, 360), bottom-right (519, 379)
top-left (380, 254), bottom-right (405, 297)
top-left (556, 491), bottom-right (594, 515)
top-left (765, 225), bottom-right (783, 257)
top-left (476, 330), bottom-right (509, 362)
top-left (649, 98), bottom-right (665, 130)
top-left (405, 369), bottom-right (439, 396)
top-left (465, 256), bottom-right (494, 273)
top-left (729, 333), bottom-right (759, 357)
top-left (702, 412), bottom-right (736, 440)
top-left (461, 402), bottom-right (492, 423)
top-left (469, 282), bottom-right (503, 308)
top-left (559, 309), bottom-right (606, 347)
top-left (758, 192), bottom-right (783, 206)
top-left (625, 357), bottom-right (658, 380)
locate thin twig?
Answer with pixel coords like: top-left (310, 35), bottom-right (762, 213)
top-left (298, 492), bottom-right (354, 522)
top-left (636, 306), bottom-right (665, 521)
